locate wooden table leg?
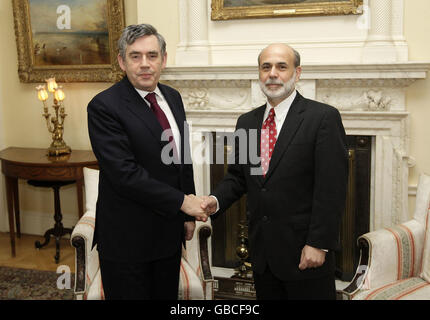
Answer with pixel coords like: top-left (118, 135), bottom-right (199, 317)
top-left (76, 178), bottom-right (84, 219)
top-left (11, 178), bottom-right (20, 238)
top-left (5, 176), bottom-right (16, 257)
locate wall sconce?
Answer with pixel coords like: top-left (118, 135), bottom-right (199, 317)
top-left (36, 78), bottom-right (71, 156)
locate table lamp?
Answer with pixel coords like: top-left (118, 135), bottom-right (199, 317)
top-left (36, 78), bottom-right (72, 156)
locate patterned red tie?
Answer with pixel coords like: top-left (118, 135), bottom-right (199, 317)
top-left (260, 108), bottom-right (277, 177)
top-left (145, 92), bottom-right (179, 161)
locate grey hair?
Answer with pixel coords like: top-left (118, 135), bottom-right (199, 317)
top-left (258, 44), bottom-right (301, 68)
top-left (118, 24), bottom-right (167, 60)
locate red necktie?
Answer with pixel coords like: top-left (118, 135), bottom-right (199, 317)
top-left (260, 108), bottom-right (277, 177)
top-left (145, 92), bottom-right (179, 161)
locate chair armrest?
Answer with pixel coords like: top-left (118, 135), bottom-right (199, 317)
top-left (338, 237), bottom-right (369, 299)
top-left (71, 210), bottom-right (96, 246)
top-left (71, 236), bottom-right (86, 294)
top-left (339, 219), bottom-right (425, 299)
top-left (198, 225), bottom-right (213, 282)
top-left (197, 224), bottom-right (214, 299)
top-left (70, 210), bottom-right (98, 297)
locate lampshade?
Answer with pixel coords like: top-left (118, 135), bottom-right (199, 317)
top-left (54, 87), bottom-right (65, 101)
top-left (36, 85), bottom-right (48, 101)
top-left (46, 78), bottom-right (58, 93)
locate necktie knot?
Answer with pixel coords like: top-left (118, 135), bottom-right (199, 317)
top-left (266, 108), bottom-right (276, 122)
top-left (145, 92), bottom-right (157, 108)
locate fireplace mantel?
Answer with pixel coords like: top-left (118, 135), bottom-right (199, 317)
top-left (162, 63), bottom-right (430, 81)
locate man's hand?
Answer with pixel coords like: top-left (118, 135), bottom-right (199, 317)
top-left (298, 245), bottom-right (326, 270)
top-left (184, 221), bottom-right (196, 241)
top-left (200, 195), bottom-right (218, 215)
top-left (181, 194), bottom-right (208, 222)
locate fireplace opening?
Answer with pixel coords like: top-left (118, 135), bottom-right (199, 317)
top-left (209, 132), bottom-right (371, 282)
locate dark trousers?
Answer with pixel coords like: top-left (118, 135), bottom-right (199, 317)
top-left (99, 249), bottom-right (182, 300)
top-left (253, 265), bottom-right (336, 300)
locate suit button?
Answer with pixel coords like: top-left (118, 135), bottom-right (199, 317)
top-left (262, 216), bottom-right (268, 222)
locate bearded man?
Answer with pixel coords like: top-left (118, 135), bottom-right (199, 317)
top-left (201, 43), bottom-right (349, 300)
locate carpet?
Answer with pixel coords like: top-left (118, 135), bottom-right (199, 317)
top-left (0, 266), bottom-right (74, 300)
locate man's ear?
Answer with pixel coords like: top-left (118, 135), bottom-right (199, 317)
top-left (161, 52), bottom-right (168, 69)
top-left (295, 66), bottom-right (302, 82)
top-left (117, 54), bottom-right (126, 72)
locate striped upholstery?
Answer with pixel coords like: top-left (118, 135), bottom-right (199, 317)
top-left (84, 269), bottom-right (104, 300)
top-left (358, 219), bottom-right (425, 291)
top-left (348, 175), bottom-right (430, 300)
top-left (353, 277), bottom-right (430, 300)
top-left (385, 224), bottom-right (420, 280)
top-left (178, 257), bottom-right (205, 300)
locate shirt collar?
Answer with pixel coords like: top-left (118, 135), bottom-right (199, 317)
top-left (135, 85), bottom-right (164, 103)
top-left (265, 90), bottom-right (297, 121)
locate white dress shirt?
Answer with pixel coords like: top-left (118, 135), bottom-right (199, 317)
top-left (262, 89), bottom-right (297, 137)
top-left (135, 86), bottom-right (181, 159)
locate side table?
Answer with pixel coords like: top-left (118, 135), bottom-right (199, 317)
top-left (0, 147), bottom-right (98, 258)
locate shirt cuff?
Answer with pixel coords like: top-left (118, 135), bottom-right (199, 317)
top-left (209, 195), bottom-right (220, 214)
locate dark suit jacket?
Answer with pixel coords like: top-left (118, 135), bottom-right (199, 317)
top-left (87, 76), bottom-right (195, 263)
top-left (212, 92), bottom-right (348, 281)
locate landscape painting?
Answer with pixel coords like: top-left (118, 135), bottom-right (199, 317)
top-left (212, 0), bottom-right (363, 20)
top-left (223, 0), bottom-right (340, 7)
top-left (29, 0), bottom-right (109, 66)
top-left (12, 0), bottom-right (125, 82)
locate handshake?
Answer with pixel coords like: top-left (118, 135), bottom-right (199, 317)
top-left (181, 194), bottom-right (218, 222)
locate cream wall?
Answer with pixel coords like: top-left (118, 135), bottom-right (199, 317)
top-left (404, 2), bottom-right (430, 215)
top-left (0, 0), bottom-right (429, 233)
top-left (137, 0), bottom-right (179, 66)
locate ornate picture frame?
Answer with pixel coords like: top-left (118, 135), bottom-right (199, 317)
top-left (211, 0), bottom-right (363, 20)
top-left (12, 0), bottom-right (125, 83)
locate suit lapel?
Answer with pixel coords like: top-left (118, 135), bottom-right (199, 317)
top-left (250, 105), bottom-right (266, 187)
top-left (120, 79), bottom-right (180, 172)
top-left (120, 77), bottom-right (165, 147)
top-left (263, 93), bottom-right (306, 182)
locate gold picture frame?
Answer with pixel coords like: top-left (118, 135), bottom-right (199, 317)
top-left (12, 0), bottom-right (125, 83)
top-left (211, 0), bottom-right (363, 20)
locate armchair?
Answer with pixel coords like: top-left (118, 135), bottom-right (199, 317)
top-left (71, 167), bottom-right (214, 300)
top-left (339, 173), bottom-right (430, 300)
